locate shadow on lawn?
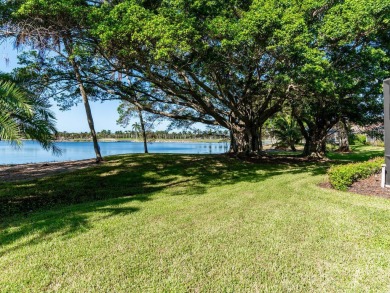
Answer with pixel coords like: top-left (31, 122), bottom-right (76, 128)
top-left (0, 197), bottom-right (141, 256)
top-left (0, 154), bottom-right (325, 251)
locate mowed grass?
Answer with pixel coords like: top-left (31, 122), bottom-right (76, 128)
top-left (1, 149), bottom-right (390, 292)
top-left (327, 145), bottom-right (384, 161)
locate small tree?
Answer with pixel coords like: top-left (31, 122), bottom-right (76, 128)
top-left (270, 117), bottom-right (302, 152)
top-left (118, 101), bottom-right (160, 153)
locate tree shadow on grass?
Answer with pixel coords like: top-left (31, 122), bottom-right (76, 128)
top-left (0, 196), bottom-right (141, 256)
top-left (0, 153), bottom-right (326, 251)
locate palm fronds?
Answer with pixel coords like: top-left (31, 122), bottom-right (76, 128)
top-left (271, 117), bottom-right (302, 152)
top-left (0, 79), bottom-right (60, 154)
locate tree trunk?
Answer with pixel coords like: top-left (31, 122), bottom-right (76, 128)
top-left (258, 126), bottom-right (263, 152)
top-left (248, 126), bottom-right (262, 154)
top-left (302, 128), bottom-right (330, 158)
top-left (138, 107), bottom-right (148, 153)
top-left (337, 118), bottom-right (350, 152)
top-left (290, 143), bottom-right (297, 152)
top-left (71, 62), bottom-right (103, 162)
top-left (229, 130), bottom-right (238, 153)
top-left (296, 118), bottom-right (328, 158)
top-left (302, 138), bottom-right (325, 158)
top-left (64, 39), bottom-right (102, 162)
top-left (228, 125), bottom-right (261, 155)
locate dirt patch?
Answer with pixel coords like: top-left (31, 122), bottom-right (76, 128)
top-left (348, 173), bottom-right (390, 199)
top-left (318, 181), bottom-right (332, 189)
top-left (0, 159), bottom-right (100, 182)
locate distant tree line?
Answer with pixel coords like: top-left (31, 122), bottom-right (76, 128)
top-left (56, 129), bottom-right (229, 141)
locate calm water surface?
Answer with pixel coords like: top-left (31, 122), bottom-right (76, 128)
top-left (0, 141), bottom-right (230, 165)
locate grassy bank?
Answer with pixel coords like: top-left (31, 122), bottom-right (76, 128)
top-left (1, 147), bottom-right (389, 291)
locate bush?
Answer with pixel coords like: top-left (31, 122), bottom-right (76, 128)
top-left (348, 133), bottom-right (367, 145)
top-left (328, 157), bottom-right (384, 191)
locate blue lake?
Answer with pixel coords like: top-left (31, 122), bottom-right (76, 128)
top-left (0, 141), bottom-right (230, 165)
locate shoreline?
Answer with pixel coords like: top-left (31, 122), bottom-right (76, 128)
top-left (0, 158), bottom-right (98, 182)
top-left (0, 144), bottom-right (298, 181)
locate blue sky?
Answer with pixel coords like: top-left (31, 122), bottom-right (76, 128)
top-left (53, 100), bottom-right (124, 132)
top-left (0, 42), bottom-right (163, 132)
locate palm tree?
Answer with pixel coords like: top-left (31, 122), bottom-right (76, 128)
top-left (271, 117), bottom-right (302, 152)
top-left (6, 1), bottom-right (103, 162)
top-left (0, 79), bottom-right (59, 153)
top-left (118, 100), bottom-right (150, 153)
top-left (132, 122), bottom-right (141, 140)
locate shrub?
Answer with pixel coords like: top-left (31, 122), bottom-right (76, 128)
top-left (348, 133), bottom-right (367, 145)
top-left (328, 157), bottom-right (384, 191)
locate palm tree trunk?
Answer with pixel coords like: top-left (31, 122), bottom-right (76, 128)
top-left (69, 59), bottom-right (103, 162)
top-left (138, 107), bottom-right (148, 153)
top-left (63, 37), bottom-right (102, 162)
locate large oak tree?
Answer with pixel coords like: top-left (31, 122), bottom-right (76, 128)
top-left (93, 0), bottom-right (388, 155)
top-left (92, 0), bottom-right (316, 154)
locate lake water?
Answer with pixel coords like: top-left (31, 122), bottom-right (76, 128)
top-left (0, 141), bottom-right (230, 165)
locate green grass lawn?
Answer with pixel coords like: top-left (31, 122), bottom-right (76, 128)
top-left (326, 145), bottom-right (384, 161)
top-left (1, 147), bottom-right (389, 291)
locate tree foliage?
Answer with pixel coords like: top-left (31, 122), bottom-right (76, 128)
top-left (5, 0), bottom-right (105, 161)
top-left (92, 0), bottom-right (322, 153)
top-left (93, 0), bottom-right (389, 155)
top-left (1, 0), bottom-right (389, 157)
top-left (270, 116), bottom-right (302, 152)
top-left (0, 74), bottom-right (59, 153)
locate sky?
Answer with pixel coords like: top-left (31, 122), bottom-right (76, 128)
top-left (0, 42), bottom-right (170, 133)
top-left (53, 100), bottom-right (125, 133)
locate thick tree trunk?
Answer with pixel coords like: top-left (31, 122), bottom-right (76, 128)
top-left (302, 138), bottom-right (326, 158)
top-left (229, 130), bottom-right (238, 153)
top-left (248, 126), bottom-right (262, 154)
top-left (337, 119), bottom-right (350, 152)
top-left (296, 117), bottom-right (329, 158)
top-left (302, 129), bottom-right (329, 158)
top-left (70, 60), bottom-right (103, 162)
top-left (229, 125), bottom-right (262, 155)
top-left (138, 108), bottom-right (148, 154)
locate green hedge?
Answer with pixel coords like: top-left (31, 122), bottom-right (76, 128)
top-left (328, 157), bottom-right (384, 191)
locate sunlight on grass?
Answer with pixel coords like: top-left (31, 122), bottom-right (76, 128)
top-left (0, 151), bottom-right (389, 291)
top-left (99, 170), bottom-right (121, 177)
top-left (327, 145), bottom-right (384, 161)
